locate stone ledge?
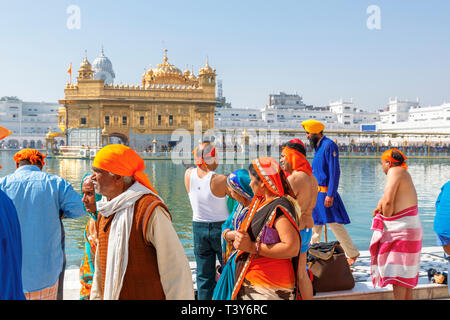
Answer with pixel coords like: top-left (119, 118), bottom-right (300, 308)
top-left (313, 277), bottom-right (449, 300)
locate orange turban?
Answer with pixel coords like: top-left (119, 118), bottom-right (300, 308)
top-left (0, 127), bottom-right (12, 168)
top-left (92, 144), bottom-right (158, 194)
top-left (193, 143), bottom-right (216, 167)
top-left (381, 148), bottom-right (408, 170)
top-left (282, 146), bottom-right (312, 176)
top-left (301, 119), bottom-right (325, 134)
top-left (13, 149), bottom-right (46, 167)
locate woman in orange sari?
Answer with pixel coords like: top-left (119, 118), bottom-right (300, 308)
top-left (231, 157), bottom-right (302, 300)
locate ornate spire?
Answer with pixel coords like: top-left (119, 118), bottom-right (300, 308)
top-left (163, 48), bottom-right (168, 63)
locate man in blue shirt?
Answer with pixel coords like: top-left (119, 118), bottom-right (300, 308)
top-left (0, 149), bottom-right (85, 299)
top-left (301, 120), bottom-right (360, 266)
top-left (0, 126), bottom-right (25, 300)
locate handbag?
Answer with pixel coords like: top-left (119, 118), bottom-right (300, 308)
top-left (260, 225), bottom-right (281, 245)
top-left (306, 226), bottom-right (355, 292)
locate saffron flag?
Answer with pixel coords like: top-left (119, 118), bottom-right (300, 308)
top-left (67, 62), bottom-right (72, 84)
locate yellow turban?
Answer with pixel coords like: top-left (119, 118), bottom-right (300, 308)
top-left (301, 119), bottom-right (325, 134)
top-left (92, 144), bottom-right (158, 195)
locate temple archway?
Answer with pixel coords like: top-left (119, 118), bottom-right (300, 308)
top-left (108, 133), bottom-right (129, 146)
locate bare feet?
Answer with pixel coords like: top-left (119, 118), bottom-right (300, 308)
top-left (347, 254), bottom-right (360, 267)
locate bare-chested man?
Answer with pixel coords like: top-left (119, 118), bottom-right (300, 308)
top-left (184, 142), bottom-right (231, 300)
top-left (280, 138), bottom-right (318, 300)
top-left (371, 148), bottom-right (423, 300)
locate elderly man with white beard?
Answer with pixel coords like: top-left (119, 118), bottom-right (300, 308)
top-left (88, 144), bottom-right (194, 300)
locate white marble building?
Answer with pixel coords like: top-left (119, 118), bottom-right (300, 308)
top-left (0, 97), bottom-right (62, 149)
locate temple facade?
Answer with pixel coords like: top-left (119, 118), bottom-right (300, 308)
top-left (58, 49), bottom-right (216, 151)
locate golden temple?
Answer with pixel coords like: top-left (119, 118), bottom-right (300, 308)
top-left (57, 49), bottom-right (216, 151)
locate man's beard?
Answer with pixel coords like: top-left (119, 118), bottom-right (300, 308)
top-left (308, 135), bottom-right (320, 149)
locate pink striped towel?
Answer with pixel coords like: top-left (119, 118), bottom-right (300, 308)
top-left (370, 205), bottom-right (423, 289)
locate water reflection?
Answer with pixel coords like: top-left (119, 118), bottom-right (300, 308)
top-left (0, 150), bottom-right (449, 268)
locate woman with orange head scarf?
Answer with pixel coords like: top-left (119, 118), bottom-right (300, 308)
top-left (230, 157), bottom-right (304, 300)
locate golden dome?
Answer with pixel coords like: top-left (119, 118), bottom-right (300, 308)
top-left (79, 57), bottom-right (92, 72)
top-left (78, 54), bottom-right (94, 80)
top-left (152, 49), bottom-right (183, 78)
top-left (198, 57), bottom-right (215, 75)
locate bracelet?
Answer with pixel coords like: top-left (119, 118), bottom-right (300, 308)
top-left (255, 240), bottom-right (261, 256)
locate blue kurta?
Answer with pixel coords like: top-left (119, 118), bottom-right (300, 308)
top-left (311, 136), bottom-right (351, 225)
top-left (0, 165), bottom-right (86, 293)
top-left (0, 190), bottom-right (25, 300)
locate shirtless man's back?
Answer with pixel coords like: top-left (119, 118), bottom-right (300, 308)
top-left (372, 149), bottom-right (421, 300)
top-left (287, 171), bottom-right (318, 229)
top-left (280, 139), bottom-right (318, 300)
top-left (373, 156), bottom-right (417, 218)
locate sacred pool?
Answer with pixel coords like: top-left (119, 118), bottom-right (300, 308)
top-left (0, 151), bottom-right (448, 268)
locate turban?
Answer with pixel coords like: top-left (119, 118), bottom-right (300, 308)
top-left (92, 144), bottom-right (158, 194)
top-left (282, 139), bottom-right (312, 176)
top-left (193, 143), bottom-right (216, 167)
top-left (381, 148), bottom-right (408, 170)
top-left (226, 169), bottom-right (254, 201)
top-left (301, 119), bottom-right (325, 134)
top-left (252, 157), bottom-right (285, 197)
top-left (13, 149), bottom-right (46, 167)
top-left (0, 127), bottom-right (12, 168)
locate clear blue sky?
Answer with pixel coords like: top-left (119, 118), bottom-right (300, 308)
top-left (0, 0), bottom-right (449, 111)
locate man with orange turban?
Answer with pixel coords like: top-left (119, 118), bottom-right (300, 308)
top-left (370, 148), bottom-right (422, 300)
top-left (0, 127), bottom-right (25, 300)
top-left (0, 147), bottom-right (85, 300)
top-left (89, 144), bottom-right (194, 300)
top-left (185, 142), bottom-right (230, 300)
top-left (280, 138), bottom-right (318, 299)
top-left (301, 119), bottom-right (360, 266)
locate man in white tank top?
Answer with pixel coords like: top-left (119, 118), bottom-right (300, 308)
top-left (184, 142), bottom-right (230, 300)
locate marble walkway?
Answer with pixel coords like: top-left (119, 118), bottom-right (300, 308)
top-left (63, 246), bottom-right (449, 300)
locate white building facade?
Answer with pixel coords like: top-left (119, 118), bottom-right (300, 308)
top-left (0, 97), bottom-right (62, 149)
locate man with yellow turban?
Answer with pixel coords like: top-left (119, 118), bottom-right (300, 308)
top-left (0, 147), bottom-right (85, 300)
top-left (0, 127), bottom-right (25, 300)
top-left (89, 144), bottom-right (194, 300)
top-left (301, 120), bottom-right (360, 266)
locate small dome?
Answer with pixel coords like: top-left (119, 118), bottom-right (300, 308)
top-left (79, 57), bottom-right (92, 71)
top-left (198, 57), bottom-right (215, 75)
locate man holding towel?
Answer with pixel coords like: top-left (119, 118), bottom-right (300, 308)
top-left (370, 148), bottom-right (423, 300)
top-left (89, 144), bottom-right (194, 300)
